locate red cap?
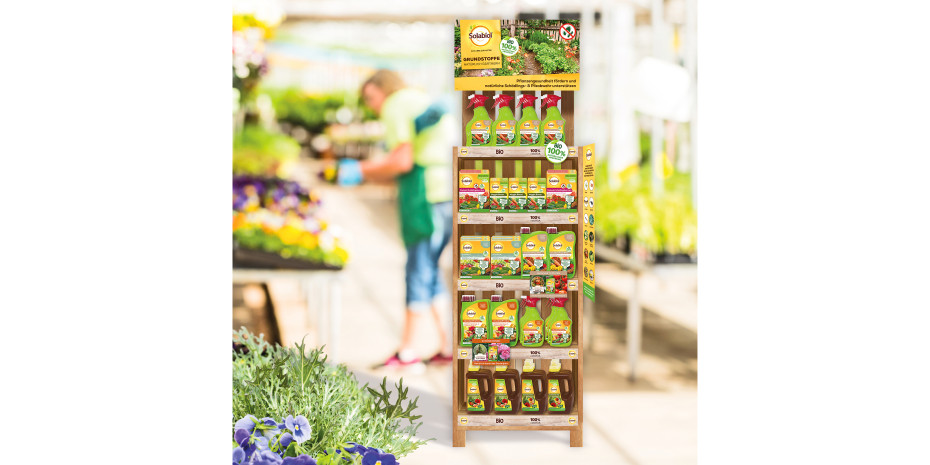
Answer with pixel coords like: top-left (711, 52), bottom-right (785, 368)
top-left (541, 94), bottom-right (562, 109)
top-left (524, 296), bottom-right (539, 307)
top-left (493, 94), bottom-right (514, 108)
top-left (467, 94), bottom-right (490, 109)
top-left (551, 297), bottom-right (567, 307)
top-left (519, 93), bottom-right (537, 108)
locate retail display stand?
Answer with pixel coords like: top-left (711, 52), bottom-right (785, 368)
top-left (451, 91), bottom-right (594, 447)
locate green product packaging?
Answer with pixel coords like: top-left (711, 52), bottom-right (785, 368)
top-left (545, 297), bottom-right (572, 347)
top-left (460, 295), bottom-right (490, 346)
top-left (466, 94), bottom-right (492, 146)
top-left (490, 235), bottom-right (521, 278)
top-left (540, 94), bottom-right (564, 144)
top-left (526, 177), bottom-right (545, 211)
top-left (547, 229), bottom-right (576, 278)
top-left (506, 178), bottom-right (527, 210)
top-left (459, 235), bottom-right (490, 277)
top-left (519, 296), bottom-right (544, 347)
top-left (492, 94), bottom-right (518, 146)
top-left (520, 227), bottom-right (547, 276)
top-left (489, 295), bottom-right (519, 345)
top-left (488, 177), bottom-right (507, 211)
top-left (517, 93), bottom-right (541, 146)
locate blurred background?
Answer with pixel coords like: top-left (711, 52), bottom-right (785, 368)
top-left (232, 0), bottom-right (696, 463)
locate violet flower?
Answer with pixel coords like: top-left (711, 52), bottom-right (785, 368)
top-left (284, 415), bottom-right (311, 443)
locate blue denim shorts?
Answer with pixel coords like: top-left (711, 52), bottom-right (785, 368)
top-left (405, 201), bottom-right (452, 312)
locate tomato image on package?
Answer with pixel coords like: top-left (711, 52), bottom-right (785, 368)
top-left (460, 20), bottom-right (502, 69)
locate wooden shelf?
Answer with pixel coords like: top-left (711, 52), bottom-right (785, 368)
top-left (455, 343), bottom-right (580, 360)
top-left (456, 406), bottom-right (580, 428)
top-left (456, 278), bottom-right (580, 292)
top-left (457, 212), bottom-right (578, 224)
top-left (456, 146), bottom-right (579, 158)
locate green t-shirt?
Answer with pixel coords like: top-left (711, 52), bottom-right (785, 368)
top-left (380, 88), bottom-right (453, 204)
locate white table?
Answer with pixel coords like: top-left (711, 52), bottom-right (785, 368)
top-left (233, 268), bottom-right (343, 364)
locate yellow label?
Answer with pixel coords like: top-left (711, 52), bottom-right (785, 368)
top-left (460, 20), bottom-right (501, 70)
top-left (507, 178), bottom-right (527, 210)
top-left (490, 236), bottom-right (521, 278)
top-left (494, 378), bottom-right (512, 411)
top-left (469, 120), bottom-right (492, 145)
top-left (467, 379), bottom-right (485, 411)
top-left (490, 299), bottom-right (518, 340)
top-left (543, 120), bottom-right (564, 143)
top-left (547, 379), bottom-right (565, 411)
top-left (461, 299), bottom-right (489, 345)
top-left (520, 120), bottom-right (540, 146)
top-left (526, 178), bottom-right (545, 210)
top-left (521, 232), bottom-right (547, 274)
top-left (521, 319), bottom-right (543, 345)
top-left (495, 120), bottom-right (515, 145)
top-left (455, 73), bottom-right (580, 91)
top-left (521, 379), bottom-right (539, 411)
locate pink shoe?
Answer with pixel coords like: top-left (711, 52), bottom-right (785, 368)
top-left (377, 352), bottom-right (423, 369)
top-left (426, 352), bottom-right (454, 364)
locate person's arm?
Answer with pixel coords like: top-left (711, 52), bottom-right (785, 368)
top-left (359, 142), bottom-right (414, 181)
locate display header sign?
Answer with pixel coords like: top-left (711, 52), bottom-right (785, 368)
top-left (455, 19), bottom-right (580, 91)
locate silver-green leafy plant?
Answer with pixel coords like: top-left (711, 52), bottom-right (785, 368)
top-left (232, 328), bottom-right (428, 458)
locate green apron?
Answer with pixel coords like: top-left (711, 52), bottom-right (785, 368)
top-left (397, 163), bottom-right (434, 247)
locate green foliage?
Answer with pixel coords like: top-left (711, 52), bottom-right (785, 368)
top-left (233, 125), bottom-right (300, 176)
top-left (264, 88), bottom-right (373, 134)
top-left (528, 42), bottom-right (579, 74)
top-left (454, 26), bottom-right (460, 48)
top-left (232, 328), bottom-right (428, 458)
top-left (596, 166), bottom-right (697, 255)
top-left (525, 31), bottom-right (551, 46)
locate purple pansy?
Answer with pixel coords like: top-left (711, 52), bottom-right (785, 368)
top-left (285, 415), bottom-right (311, 443)
top-left (282, 455), bottom-right (317, 465)
top-left (362, 448), bottom-right (397, 465)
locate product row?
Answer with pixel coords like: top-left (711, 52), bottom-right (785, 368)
top-left (466, 93), bottom-right (563, 147)
top-left (459, 169), bottom-right (577, 212)
top-left (466, 359), bottom-right (575, 414)
top-left (461, 227), bottom-right (576, 279)
top-left (461, 295), bottom-right (572, 347)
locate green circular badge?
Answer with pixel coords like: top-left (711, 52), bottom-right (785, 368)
top-left (500, 38), bottom-right (519, 56)
top-left (545, 141), bottom-right (568, 163)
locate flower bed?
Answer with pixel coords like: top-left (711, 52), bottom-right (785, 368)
top-left (233, 329), bottom-right (426, 464)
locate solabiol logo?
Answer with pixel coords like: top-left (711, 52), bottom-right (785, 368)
top-left (510, 183), bottom-right (519, 190)
top-left (493, 243), bottom-right (503, 252)
top-left (469, 26), bottom-right (492, 46)
top-left (462, 176), bottom-right (473, 186)
top-left (496, 309), bottom-right (505, 318)
top-left (553, 241), bottom-right (563, 249)
top-left (466, 309), bottom-right (477, 318)
top-left (549, 176), bottom-right (559, 186)
top-left (526, 241), bottom-right (535, 249)
top-left (491, 183), bottom-right (500, 190)
top-left (529, 183), bottom-right (538, 190)
top-left (463, 243), bottom-right (473, 252)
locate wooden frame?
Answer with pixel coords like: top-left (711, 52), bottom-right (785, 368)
top-left (451, 140), bottom-right (585, 447)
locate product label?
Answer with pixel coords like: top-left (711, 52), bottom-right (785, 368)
top-left (488, 178), bottom-right (507, 211)
top-left (490, 236), bottom-right (521, 278)
top-left (459, 170), bottom-right (490, 211)
top-left (520, 120), bottom-right (540, 146)
top-left (471, 339), bottom-right (511, 365)
top-left (467, 378), bottom-right (485, 411)
top-left (490, 300), bottom-right (518, 341)
top-left (459, 236), bottom-right (490, 277)
top-left (547, 379), bottom-right (565, 411)
top-left (521, 379), bottom-right (539, 411)
top-left (461, 300), bottom-right (488, 345)
top-left (495, 120), bottom-right (516, 145)
top-left (526, 178), bottom-right (545, 211)
top-left (545, 170), bottom-right (577, 210)
top-left (469, 119), bottom-right (492, 145)
top-left (543, 120), bottom-right (564, 143)
top-left (460, 20), bottom-right (502, 70)
top-left (506, 178), bottom-right (527, 210)
top-left (548, 319), bottom-right (572, 345)
top-left (548, 232), bottom-right (575, 277)
top-left (521, 319), bottom-right (543, 345)
top-left (494, 378), bottom-right (512, 411)
top-left (521, 232), bottom-right (547, 276)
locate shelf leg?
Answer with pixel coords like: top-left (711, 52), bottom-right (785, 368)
top-left (570, 428), bottom-right (583, 447)
top-left (453, 429), bottom-right (466, 447)
top-left (628, 272), bottom-right (642, 381)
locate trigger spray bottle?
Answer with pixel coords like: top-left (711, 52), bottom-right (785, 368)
top-left (517, 93), bottom-right (541, 146)
top-left (540, 94), bottom-right (564, 144)
top-left (466, 94), bottom-right (492, 146)
top-left (492, 94), bottom-right (518, 146)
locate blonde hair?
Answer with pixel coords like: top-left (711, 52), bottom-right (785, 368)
top-left (361, 69), bottom-right (406, 97)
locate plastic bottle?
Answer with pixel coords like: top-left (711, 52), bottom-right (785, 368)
top-left (489, 295), bottom-right (519, 346)
top-left (465, 361), bottom-right (494, 414)
top-left (545, 297), bottom-right (573, 347)
top-left (492, 94), bottom-right (518, 146)
top-left (546, 359), bottom-right (574, 414)
top-left (520, 359), bottom-right (547, 413)
top-left (517, 93), bottom-right (541, 146)
top-left (492, 362), bottom-right (520, 414)
top-left (460, 295), bottom-right (490, 346)
top-left (519, 296), bottom-right (544, 347)
top-left (466, 94), bottom-right (492, 146)
top-left (540, 94), bottom-right (564, 144)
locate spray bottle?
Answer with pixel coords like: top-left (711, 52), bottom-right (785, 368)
top-left (540, 94), bottom-right (564, 144)
top-left (519, 296), bottom-right (544, 347)
top-left (466, 94), bottom-right (492, 146)
top-left (492, 94), bottom-right (517, 146)
top-left (517, 93), bottom-right (541, 146)
top-left (545, 297), bottom-right (572, 347)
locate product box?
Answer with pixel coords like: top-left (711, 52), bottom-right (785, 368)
top-left (489, 299), bottom-right (519, 344)
top-left (520, 228), bottom-right (548, 277)
top-left (458, 169), bottom-right (490, 212)
top-left (506, 178), bottom-right (527, 211)
top-left (547, 231), bottom-right (576, 278)
top-left (526, 178), bottom-right (545, 211)
top-left (471, 339), bottom-right (511, 365)
top-left (490, 235), bottom-right (521, 278)
top-left (545, 170), bottom-right (577, 211)
top-left (460, 235), bottom-right (490, 278)
top-left (488, 178), bottom-right (508, 211)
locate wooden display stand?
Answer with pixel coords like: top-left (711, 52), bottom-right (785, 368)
top-left (451, 141), bottom-right (587, 447)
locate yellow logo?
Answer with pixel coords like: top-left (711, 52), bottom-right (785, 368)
top-left (459, 281), bottom-right (469, 289)
top-left (459, 416), bottom-right (469, 425)
top-left (568, 417), bottom-right (577, 425)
